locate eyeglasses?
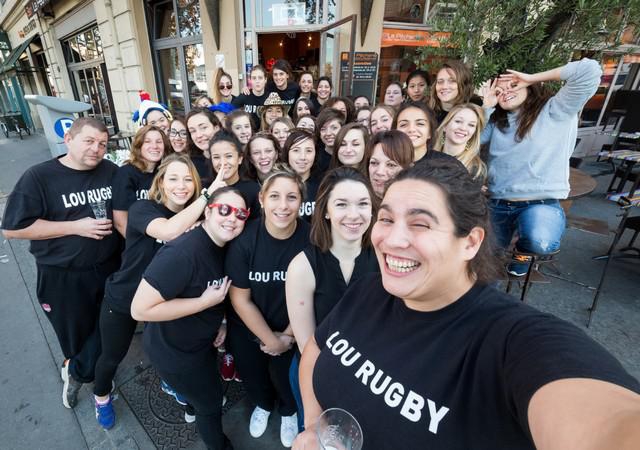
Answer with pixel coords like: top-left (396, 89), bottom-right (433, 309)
top-left (208, 203), bottom-right (250, 221)
top-left (219, 84), bottom-right (232, 90)
top-left (169, 129), bottom-right (188, 138)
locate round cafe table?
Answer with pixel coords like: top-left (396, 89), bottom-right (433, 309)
top-left (564, 168), bottom-right (608, 235)
top-left (568, 167), bottom-right (597, 200)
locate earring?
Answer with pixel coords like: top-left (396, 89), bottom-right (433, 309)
top-left (325, 214), bottom-right (330, 219)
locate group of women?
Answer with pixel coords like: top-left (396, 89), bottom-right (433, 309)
top-left (93, 56), bottom-right (640, 450)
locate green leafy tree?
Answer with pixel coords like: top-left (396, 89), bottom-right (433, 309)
top-left (417, 0), bottom-right (640, 86)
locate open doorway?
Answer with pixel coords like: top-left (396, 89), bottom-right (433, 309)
top-left (257, 32), bottom-right (320, 81)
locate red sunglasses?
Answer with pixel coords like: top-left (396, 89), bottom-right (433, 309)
top-left (209, 203), bottom-right (250, 221)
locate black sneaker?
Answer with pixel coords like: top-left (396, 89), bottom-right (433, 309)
top-left (61, 359), bottom-right (82, 409)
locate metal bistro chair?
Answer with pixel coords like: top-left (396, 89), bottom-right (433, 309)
top-left (505, 249), bottom-right (561, 302)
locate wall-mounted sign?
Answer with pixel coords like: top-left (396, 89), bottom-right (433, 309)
top-left (54, 117), bottom-right (74, 138)
top-left (25, 0), bottom-right (51, 19)
top-left (339, 52), bottom-right (379, 100)
top-left (18, 20), bottom-right (37, 39)
top-left (381, 28), bottom-right (450, 48)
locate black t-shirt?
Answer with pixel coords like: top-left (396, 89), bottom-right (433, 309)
top-left (229, 179), bottom-right (261, 220)
top-left (316, 146), bottom-right (332, 175)
top-left (414, 149), bottom-right (459, 166)
top-left (266, 81), bottom-right (300, 116)
top-left (111, 163), bottom-right (154, 211)
top-left (308, 93), bottom-right (321, 116)
top-left (190, 152), bottom-right (213, 187)
top-left (303, 245), bottom-right (378, 325)
top-left (225, 218), bottom-right (310, 330)
top-left (104, 200), bottom-right (175, 314)
top-left (298, 177), bottom-right (319, 222)
top-left (2, 157), bottom-right (121, 268)
top-left (314, 275), bottom-right (640, 450)
top-left (143, 226), bottom-right (227, 372)
top-left (232, 91), bottom-right (269, 129)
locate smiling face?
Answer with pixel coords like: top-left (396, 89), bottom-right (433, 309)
top-left (169, 120), bottom-right (188, 152)
top-left (64, 125), bottom-right (109, 170)
top-left (338, 129), bottom-right (366, 168)
top-left (288, 137), bottom-right (315, 179)
top-left (188, 113), bottom-right (220, 151)
top-left (396, 107), bottom-right (430, 154)
top-left (384, 84), bottom-right (403, 107)
top-left (161, 161), bottom-right (196, 212)
top-left (264, 106), bottom-right (284, 127)
top-left (326, 180), bottom-right (372, 244)
top-left (272, 68), bottom-right (289, 90)
top-left (146, 110), bottom-right (170, 134)
top-left (296, 116), bottom-right (315, 132)
top-left (356, 109), bottom-right (371, 129)
top-left (368, 144), bottom-right (403, 198)
top-left (296, 101), bottom-right (311, 118)
top-left (140, 130), bottom-right (165, 169)
top-left (320, 118), bottom-right (342, 148)
top-left (231, 116), bottom-right (253, 144)
top-left (204, 191), bottom-right (247, 245)
top-left (317, 80), bottom-right (332, 100)
top-left (271, 122), bottom-right (291, 148)
top-left (196, 97), bottom-right (212, 108)
top-left (435, 68), bottom-right (459, 106)
top-left (443, 108), bottom-right (478, 151)
top-left (260, 176), bottom-right (302, 234)
top-left (218, 75), bottom-right (233, 97)
top-left (407, 75), bottom-right (428, 102)
top-left (249, 137), bottom-right (277, 177)
top-left (496, 79), bottom-right (528, 111)
top-left (210, 140), bottom-right (242, 184)
top-left (372, 178), bottom-right (477, 309)
top-left (370, 108), bottom-right (393, 134)
top-left (300, 73), bottom-right (314, 94)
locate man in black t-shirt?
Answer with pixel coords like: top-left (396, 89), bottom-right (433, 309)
top-left (1, 117), bottom-right (121, 410)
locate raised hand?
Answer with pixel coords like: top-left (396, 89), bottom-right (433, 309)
top-left (498, 69), bottom-right (536, 92)
top-left (73, 217), bottom-right (113, 240)
top-left (207, 165), bottom-right (227, 194)
top-left (481, 78), bottom-right (501, 108)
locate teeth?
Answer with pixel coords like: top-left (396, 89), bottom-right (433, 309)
top-left (386, 255), bottom-right (420, 273)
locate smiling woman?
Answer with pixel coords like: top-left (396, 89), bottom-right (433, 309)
top-left (292, 157), bottom-right (640, 450)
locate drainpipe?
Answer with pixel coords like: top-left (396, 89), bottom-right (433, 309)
top-left (104, 0), bottom-right (130, 130)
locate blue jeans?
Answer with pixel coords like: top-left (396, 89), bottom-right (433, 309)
top-left (289, 354), bottom-right (305, 432)
top-left (489, 199), bottom-right (566, 273)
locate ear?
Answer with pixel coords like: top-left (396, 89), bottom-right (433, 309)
top-left (258, 191), bottom-right (264, 209)
top-left (204, 203), bottom-right (212, 220)
top-left (461, 226), bottom-right (484, 261)
top-left (63, 131), bottom-right (73, 145)
top-left (237, 154), bottom-right (243, 166)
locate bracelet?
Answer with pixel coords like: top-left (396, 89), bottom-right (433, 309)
top-left (201, 188), bottom-right (211, 200)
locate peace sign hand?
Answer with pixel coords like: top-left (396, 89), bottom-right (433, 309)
top-left (207, 165), bottom-right (227, 196)
top-left (481, 78), bottom-right (501, 108)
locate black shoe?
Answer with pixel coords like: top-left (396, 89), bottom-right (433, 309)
top-left (61, 359), bottom-right (82, 408)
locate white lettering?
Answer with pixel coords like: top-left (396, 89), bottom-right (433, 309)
top-left (87, 190), bottom-right (96, 203)
top-left (370, 370), bottom-right (391, 395)
top-left (427, 399), bottom-right (449, 434)
top-left (60, 186), bottom-right (112, 209)
top-left (326, 331), bottom-right (339, 349)
top-left (384, 382), bottom-right (404, 408)
top-left (400, 390), bottom-right (424, 423)
top-left (340, 347), bottom-right (361, 367)
top-left (331, 339), bottom-right (349, 356)
top-left (62, 194), bottom-right (72, 208)
top-left (354, 360), bottom-right (375, 385)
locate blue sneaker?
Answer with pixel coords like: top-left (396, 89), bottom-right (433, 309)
top-left (160, 379), bottom-right (187, 406)
top-left (95, 396), bottom-right (115, 430)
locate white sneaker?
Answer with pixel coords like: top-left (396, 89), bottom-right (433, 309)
top-left (184, 410), bottom-right (196, 423)
top-left (249, 406), bottom-right (271, 438)
top-left (280, 413), bottom-right (298, 447)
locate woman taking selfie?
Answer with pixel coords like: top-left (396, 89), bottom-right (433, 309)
top-left (293, 158), bottom-right (640, 450)
top-left (225, 167), bottom-right (310, 447)
top-left (131, 185), bottom-right (249, 450)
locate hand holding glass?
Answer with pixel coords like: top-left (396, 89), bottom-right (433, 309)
top-left (90, 200), bottom-right (108, 220)
top-left (315, 408), bottom-right (363, 450)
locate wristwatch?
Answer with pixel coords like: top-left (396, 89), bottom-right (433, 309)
top-left (200, 188), bottom-right (211, 201)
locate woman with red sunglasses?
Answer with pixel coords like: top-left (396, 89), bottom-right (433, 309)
top-left (131, 185), bottom-right (249, 450)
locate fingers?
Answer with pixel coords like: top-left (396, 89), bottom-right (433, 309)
top-left (214, 165), bottom-right (226, 182)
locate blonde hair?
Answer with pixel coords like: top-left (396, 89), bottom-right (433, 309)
top-left (148, 153), bottom-right (202, 206)
top-left (260, 163), bottom-right (306, 207)
top-left (434, 103), bottom-right (486, 181)
top-left (213, 69), bottom-right (233, 104)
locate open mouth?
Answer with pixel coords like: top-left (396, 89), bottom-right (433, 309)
top-left (385, 254), bottom-right (421, 274)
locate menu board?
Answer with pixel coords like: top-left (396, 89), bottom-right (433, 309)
top-left (339, 52), bottom-right (379, 101)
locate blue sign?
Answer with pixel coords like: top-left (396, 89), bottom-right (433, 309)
top-left (54, 117), bottom-right (74, 138)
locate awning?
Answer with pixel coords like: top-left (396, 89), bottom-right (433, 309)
top-left (0, 35), bottom-right (37, 74)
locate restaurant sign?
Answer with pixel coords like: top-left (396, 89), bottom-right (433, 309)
top-left (18, 20), bottom-right (37, 39)
top-left (381, 28), bottom-right (450, 48)
top-left (25, 0), bottom-right (51, 19)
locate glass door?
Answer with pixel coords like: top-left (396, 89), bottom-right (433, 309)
top-left (319, 14), bottom-right (356, 95)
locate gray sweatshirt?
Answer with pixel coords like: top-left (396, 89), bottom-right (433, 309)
top-left (481, 58), bottom-right (602, 200)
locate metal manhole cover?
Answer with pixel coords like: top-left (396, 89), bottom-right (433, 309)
top-left (120, 365), bottom-right (245, 449)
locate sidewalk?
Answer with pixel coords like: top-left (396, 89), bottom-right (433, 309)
top-left (0, 134), bottom-right (284, 450)
top-left (1, 134), bottom-right (638, 449)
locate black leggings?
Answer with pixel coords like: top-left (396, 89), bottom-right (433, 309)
top-left (93, 302), bottom-right (137, 396)
top-left (227, 321), bottom-right (296, 416)
top-left (156, 352), bottom-right (226, 450)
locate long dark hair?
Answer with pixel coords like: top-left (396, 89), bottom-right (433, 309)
top-left (393, 158), bottom-right (501, 283)
top-left (311, 167), bottom-right (377, 253)
top-left (490, 83), bottom-right (554, 142)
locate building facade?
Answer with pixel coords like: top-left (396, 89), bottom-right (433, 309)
top-left (0, 0), bottom-right (637, 156)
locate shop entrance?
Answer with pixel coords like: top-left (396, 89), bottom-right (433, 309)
top-left (257, 32), bottom-right (321, 80)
